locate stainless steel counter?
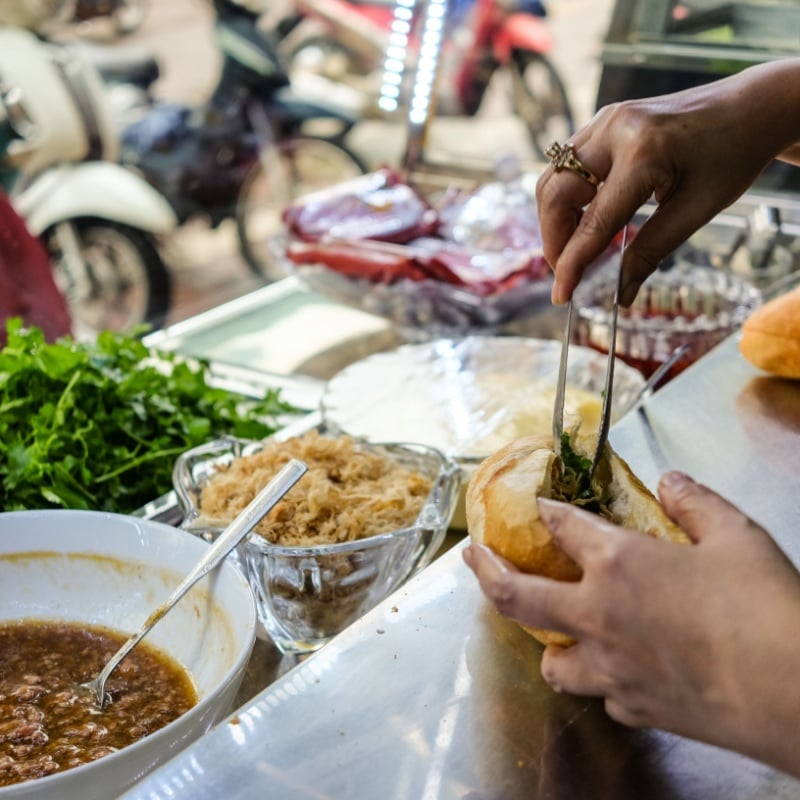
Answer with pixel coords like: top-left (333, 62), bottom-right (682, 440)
top-left (122, 333), bottom-right (800, 798)
top-left (144, 276), bottom-right (570, 381)
top-left (144, 277), bottom-right (403, 381)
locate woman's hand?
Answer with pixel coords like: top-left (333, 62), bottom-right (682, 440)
top-left (535, 58), bottom-right (800, 305)
top-left (463, 471), bottom-right (800, 777)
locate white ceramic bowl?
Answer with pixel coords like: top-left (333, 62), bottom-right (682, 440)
top-left (0, 510), bottom-right (257, 800)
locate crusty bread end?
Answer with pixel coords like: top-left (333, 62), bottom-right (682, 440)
top-left (740, 288), bottom-right (800, 379)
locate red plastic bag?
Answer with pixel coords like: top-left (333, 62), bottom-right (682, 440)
top-left (282, 168), bottom-right (439, 244)
top-left (0, 193), bottom-right (72, 346)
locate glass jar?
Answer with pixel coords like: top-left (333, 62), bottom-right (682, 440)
top-left (572, 261), bottom-right (762, 384)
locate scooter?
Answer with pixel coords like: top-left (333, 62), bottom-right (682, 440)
top-left (275, 0), bottom-right (574, 161)
top-left (115, 0), bottom-right (368, 280)
top-left (0, 27), bottom-right (177, 339)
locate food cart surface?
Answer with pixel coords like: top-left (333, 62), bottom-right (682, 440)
top-left (121, 333), bottom-right (800, 798)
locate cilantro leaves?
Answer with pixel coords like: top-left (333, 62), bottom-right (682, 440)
top-left (556, 431), bottom-right (604, 509)
top-left (0, 321), bottom-right (296, 513)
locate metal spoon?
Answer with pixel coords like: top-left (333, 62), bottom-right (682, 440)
top-left (83, 458), bottom-right (308, 708)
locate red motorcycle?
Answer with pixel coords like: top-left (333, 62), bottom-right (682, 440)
top-left (274, 0), bottom-right (574, 161)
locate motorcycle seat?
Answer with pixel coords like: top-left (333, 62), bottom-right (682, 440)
top-left (269, 85), bottom-right (358, 127)
top-left (75, 42), bottom-right (160, 89)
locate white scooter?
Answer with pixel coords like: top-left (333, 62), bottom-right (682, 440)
top-left (0, 26), bottom-right (177, 338)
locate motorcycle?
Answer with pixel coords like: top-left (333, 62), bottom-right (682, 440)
top-left (0, 26), bottom-right (177, 339)
top-left (274, 0), bottom-right (574, 161)
top-left (114, 0), bottom-right (368, 280)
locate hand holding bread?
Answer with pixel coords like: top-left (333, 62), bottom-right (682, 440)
top-left (525, 54), bottom-right (800, 779)
top-left (465, 432), bottom-right (689, 645)
top-left (464, 470), bottom-right (800, 779)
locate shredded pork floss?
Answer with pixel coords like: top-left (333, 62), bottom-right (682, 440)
top-left (199, 430), bottom-right (433, 546)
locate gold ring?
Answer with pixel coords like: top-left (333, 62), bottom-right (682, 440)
top-left (545, 141), bottom-right (600, 187)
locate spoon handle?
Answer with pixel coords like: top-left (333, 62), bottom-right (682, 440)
top-left (95, 459), bottom-right (307, 692)
top-left (174, 458), bottom-right (307, 587)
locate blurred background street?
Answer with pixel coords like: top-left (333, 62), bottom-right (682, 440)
top-left (75, 0), bottom-right (614, 326)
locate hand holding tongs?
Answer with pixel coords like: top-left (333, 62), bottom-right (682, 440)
top-left (552, 225), bottom-right (628, 478)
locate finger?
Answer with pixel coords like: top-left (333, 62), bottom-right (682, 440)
top-left (541, 641), bottom-right (605, 697)
top-left (463, 540), bottom-right (518, 572)
top-left (657, 471), bottom-right (757, 544)
top-left (544, 646), bottom-right (654, 727)
top-left (604, 696), bottom-right (651, 729)
top-left (535, 130), bottom-right (604, 267)
top-left (535, 110), bottom-right (648, 301)
top-left (536, 498), bottom-right (627, 566)
top-left (534, 180), bottom-right (584, 305)
top-left (463, 543), bottom-right (578, 637)
top-left (616, 193), bottom-right (726, 306)
top-left (536, 175), bottom-right (599, 302)
top-left (552, 165), bottom-right (657, 303)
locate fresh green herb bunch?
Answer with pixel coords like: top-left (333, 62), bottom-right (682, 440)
top-left (0, 321), bottom-right (296, 513)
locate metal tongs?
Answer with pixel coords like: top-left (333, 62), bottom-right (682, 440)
top-left (553, 225), bottom-right (628, 478)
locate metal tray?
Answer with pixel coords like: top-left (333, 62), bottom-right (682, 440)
top-left (121, 334), bottom-right (800, 799)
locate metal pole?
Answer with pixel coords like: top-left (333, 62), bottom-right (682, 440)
top-left (401, 0), bottom-right (449, 174)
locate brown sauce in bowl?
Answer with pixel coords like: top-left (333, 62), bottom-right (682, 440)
top-left (0, 620), bottom-right (197, 788)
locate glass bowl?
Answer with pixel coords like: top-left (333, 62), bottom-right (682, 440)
top-left (571, 260), bottom-right (762, 383)
top-left (172, 431), bottom-right (461, 654)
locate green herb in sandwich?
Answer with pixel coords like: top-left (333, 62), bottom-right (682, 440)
top-left (0, 320), bottom-right (298, 514)
top-left (551, 430), bottom-right (610, 516)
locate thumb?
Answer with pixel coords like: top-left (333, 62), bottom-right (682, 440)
top-left (657, 471), bottom-right (751, 544)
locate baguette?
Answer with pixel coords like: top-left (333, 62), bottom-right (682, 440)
top-left (739, 287), bottom-right (800, 379)
top-left (466, 433), bottom-right (690, 646)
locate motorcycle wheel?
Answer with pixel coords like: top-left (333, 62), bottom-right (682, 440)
top-left (509, 51), bottom-right (575, 162)
top-left (46, 219), bottom-right (171, 339)
top-left (236, 136), bottom-right (366, 281)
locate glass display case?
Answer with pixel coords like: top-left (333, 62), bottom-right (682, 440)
top-left (596, 0), bottom-right (800, 190)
